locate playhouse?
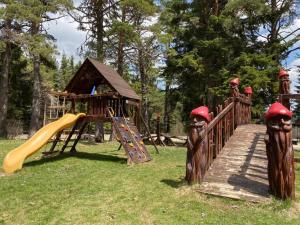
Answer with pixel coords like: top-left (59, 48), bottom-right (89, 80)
top-left (3, 58), bottom-right (156, 174)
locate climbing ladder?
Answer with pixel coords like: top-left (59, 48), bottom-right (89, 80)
top-left (107, 108), bottom-right (152, 164)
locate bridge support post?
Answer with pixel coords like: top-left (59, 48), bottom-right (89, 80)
top-left (230, 78), bottom-right (240, 127)
top-left (186, 107), bottom-right (210, 184)
top-left (265, 102), bottom-right (295, 200)
top-left (279, 68), bottom-right (290, 109)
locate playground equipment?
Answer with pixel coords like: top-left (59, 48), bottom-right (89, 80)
top-left (107, 108), bottom-right (152, 163)
top-left (3, 113), bottom-right (85, 173)
top-left (186, 70), bottom-right (297, 201)
top-left (3, 58), bottom-right (157, 174)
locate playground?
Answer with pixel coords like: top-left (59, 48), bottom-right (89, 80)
top-left (0, 140), bottom-right (299, 225)
top-left (1, 59), bottom-right (300, 224)
top-left (3, 1), bottom-right (300, 224)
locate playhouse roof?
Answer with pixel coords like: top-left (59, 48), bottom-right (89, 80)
top-left (65, 58), bottom-right (140, 100)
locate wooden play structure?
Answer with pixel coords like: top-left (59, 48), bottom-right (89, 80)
top-left (3, 58), bottom-right (158, 174)
top-left (44, 58), bottom-right (158, 163)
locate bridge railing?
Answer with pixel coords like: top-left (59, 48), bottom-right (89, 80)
top-left (186, 81), bottom-right (252, 184)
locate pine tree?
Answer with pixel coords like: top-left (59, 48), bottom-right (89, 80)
top-left (0, 1), bottom-right (19, 136)
top-left (294, 66), bottom-right (300, 122)
top-left (159, 0), bottom-right (300, 125)
top-left (21, 0), bottom-right (73, 136)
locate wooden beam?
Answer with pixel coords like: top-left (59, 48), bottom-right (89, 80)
top-left (126, 99), bottom-right (140, 107)
top-left (280, 94), bottom-right (300, 100)
top-left (70, 122), bottom-right (88, 152)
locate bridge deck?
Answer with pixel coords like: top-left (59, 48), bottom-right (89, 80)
top-left (198, 124), bottom-right (271, 202)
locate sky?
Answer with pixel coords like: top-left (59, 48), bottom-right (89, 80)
top-left (47, 16), bottom-right (85, 62)
top-left (47, 2), bottom-right (300, 93)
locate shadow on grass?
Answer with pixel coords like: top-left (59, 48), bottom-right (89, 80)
top-left (160, 178), bottom-right (187, 188)
top-left (24, 151), bottom-right (127, 168)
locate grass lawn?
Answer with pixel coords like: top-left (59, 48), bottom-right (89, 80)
top-left (0, 140), bottom-right (300, 225)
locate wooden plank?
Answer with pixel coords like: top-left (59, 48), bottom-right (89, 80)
top-left (280, 94), bottom-right (300, 100)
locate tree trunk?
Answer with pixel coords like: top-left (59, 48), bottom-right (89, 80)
top-left (0, 41), bottom-right (12, 137)
top-left (117, 7), bottom-right (126, 77)
top-left (269, 0), bottom-right (280, 64)
top-left (138, 47), bottom-right (148, 127)
top-left (94, 0), bottom-right (105, 142)
top-left (29, 22), bottom-right (42, 137)
top-left (163, 80), bottom-right (170, 133)
top-left (95, 0), bottom-right (104, 62)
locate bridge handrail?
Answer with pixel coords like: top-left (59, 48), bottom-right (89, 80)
top-left (199, 100), bottom-right (234, 140)
top-left (186, 90), bottom-right (252, 184)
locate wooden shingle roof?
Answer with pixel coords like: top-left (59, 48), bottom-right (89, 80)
top-left (65, 58), bottom-right (140, 100)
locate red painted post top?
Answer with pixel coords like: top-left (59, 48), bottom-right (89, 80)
top-left (279, 68), bottom-right (289, 77)
top-left (190, 106), bottom-right (210, 122)
top-left (265, 102), bottom-right (292, 121)
top-left (230, 78), bottom-right (240, 85)
top-left (244, 86), bottom-right (253, 94)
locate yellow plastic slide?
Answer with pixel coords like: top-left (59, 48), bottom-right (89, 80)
top-left (3, 113), bottom-right (86, 174)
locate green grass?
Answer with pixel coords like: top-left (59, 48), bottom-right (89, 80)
top-left (0, 140), bottom-right (300, 225)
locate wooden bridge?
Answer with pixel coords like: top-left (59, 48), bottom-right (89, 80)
top-left (186, 73), bottom-right (296, 201)
top-left (198, 124), bottom-right (270, 202)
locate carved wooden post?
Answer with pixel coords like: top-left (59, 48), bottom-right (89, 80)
top-left (230, 78), bottom-right (240, 127)
top-left (265, 102), bottom-right (295, 200)
top-left (155, 112), bottom-right (164, 146)
top-left (244, 86), bottom-right (253, 123)
top-left (279, 68), bottom-right (290, 109)
top-left (186, 106), bottom-right (210, 184)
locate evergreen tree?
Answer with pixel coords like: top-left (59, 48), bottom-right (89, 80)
top-left (159, 0), bottom-right (300, 127)
top-left (19, 0), bottom-right (73, 136)
top-left (294, 66), bottom-right (300, 122)
top-left (0, 1), bottom-right (19, 136)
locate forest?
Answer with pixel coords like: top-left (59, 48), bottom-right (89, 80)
top-left (1, 0), bottom-right (300, 138)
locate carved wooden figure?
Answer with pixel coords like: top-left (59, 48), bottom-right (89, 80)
top-left (265, 102), bottom-right (295, 200)
top-left (230, 78), bottom-right (240, 126)
top-left (186, 106), bottom-right (210, 184)
top-left (279, 68), bottom-right (291, 109)
top-left (244, 86), bottom-right (253, 123)
top-left (230, 78), bottom-right (240, 97)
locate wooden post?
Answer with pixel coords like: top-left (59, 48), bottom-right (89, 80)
top-left (279, 68), bottom-right (290, 110)
top-left (230, 78), bottom-right (240, 127)
top-left (155, 112), bottom-right (165, 146)
top-left (186, 106), bottom-right (210, 184)
top-left (136, 102), bottom-right (141, 132)
top-left (61, 122), bottom-right (79, 153)
top-left (71, 99), bottom-right (76, 114)
top-left (70, 121), bottom-right (88, 152)
top-left (265, 102), bottom-right (295, 200)
top-left (48, 130), bottom-right (63, 153)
